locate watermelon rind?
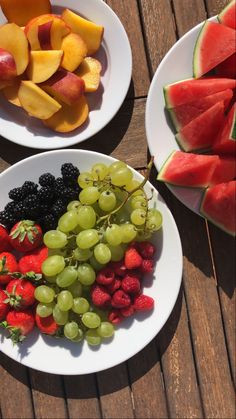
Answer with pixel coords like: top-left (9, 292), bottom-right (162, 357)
top-left (193, 21), bottom-right (207, 79)
top-left (218, 0), bottom-right (236, 29)
top-left (230, 119), bottom-right (236, 140)
top-left (163, 78), bottom-right (193, 108)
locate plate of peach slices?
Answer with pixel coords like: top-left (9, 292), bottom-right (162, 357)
top-left (0, 0), bottom-right (132, 149)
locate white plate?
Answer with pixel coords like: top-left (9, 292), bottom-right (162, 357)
top-left (0, 0), bottom-right (132, 149)
top-left (146, 19), bottom-right (216, 215)
top-left (0, 150), bottom-right (182, 375)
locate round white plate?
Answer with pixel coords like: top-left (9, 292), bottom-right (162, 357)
top-left (146, 19), bottom-right (216, 215)
top-left (0, 150), bottom-right (182, 375)
top-left (0, 0), bottom-right (132, 149)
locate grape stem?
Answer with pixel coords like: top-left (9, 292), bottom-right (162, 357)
top-left (96, 157), bottom-right (154, 225)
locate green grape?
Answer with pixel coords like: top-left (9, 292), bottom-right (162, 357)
top-left (105, 224), bottom-right (122, 246)
top-left (121, 223), bottom-right (137, 243)
top-left (109, 160), bottom-right (126, 174)
top-left (130, 208), bottom-right (146, 225)
top-left (42, 255), bottom-right (65, 276)
top-left (47, 248), bottom-right (66, 257)
top-left (146, 209), bottom-right (163, 231)
top-left (56, 266), bottom-right (78, 288)
top-left (82, 312), bottom-right (101, 328)
top-left (98, 190), bottom-right (117, 212)
top-left (110, 166), bottom-right (133, 187)
top-left (89, 255), bottom-right (106, 271)
top-left (35, 285), bottom-right (55, 304)
top-left (43, 230), bottom-right (68, 249)
top-left (85, 329), bottom-right (101, 346)
top-left (53, 304), bottom-right (69, 325)
top-left (71, 328), bottom-right (84, 342)
top-left (131, 195), bottom-right (147, 210)
top-left (57, 290), bottom-right (74, 311)
top-left (72, 297), bottom-right (90, 314)
top-left (108, 244), bottom-right (125, 261)
top-left (78, 172), bottom-right (94, 188)
top-left (113, 208), bottom-right (130, 224)
top-left (76, 229), bottom-right (99, 249)
top-left (125, 179), bottom-right (143, 195)
top-left (58, 210), bottom-right (79, 233)
top-left (73, 247), bottom-right (93, 261)
top-left (77, 263), bottom-right (96, 285)
top-left (67, 280), bottom-right (83, 297)
top-left (79, 187), bottom-right (100, 205)
top-left (36, 302), bottom-right (54, 318)
top-left (94, 243), bottom-right (111, 264)
top-left (91, 163), bottom-right (108, 180)
top-left (77, 205), bottom-right (96, 229)
top-left (67, 200), bottom-right (81, 211)
top-left (64, 321), bottom-right (79, 340)
top-left (44, 275), bottom-right (57, 284)
top-left (96, 321), bottom-right (114, 338)
top-left (135, 229), bottom-right (152, 241)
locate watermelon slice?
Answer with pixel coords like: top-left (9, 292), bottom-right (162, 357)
top-left (157, 150), bottom-right (219, 188)
top-left (210, 156), bottom-right (236, 185)
top-left (164, 78), bottom-right (236, 108)
top-left (215, 53), bottom-right (236, 79)
top-left (193, 21), bottom-right (236, 78)
top-left (213, 103), bottom-right (236, 155)
top-left (168, 89), bottom-right (233, 131)
top-left (175, 101), bottom-right (225, 152)
top-left (218, 0), bottom-right (236, 30)
top-left (200, 180), bottom-right (236, 236)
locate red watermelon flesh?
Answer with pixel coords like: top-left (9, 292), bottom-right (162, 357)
top-left (200, 180), bottom-right (236, 236)
top-left (164, 77), bottom-right (236, 108)
top-left (215, 53), bottom-right (236, 79)
top-left (218, 0), bottom-right (236, 30)
top-left (157, 150), bottom-right (219, 187)
top-left (176, 101), bottom-right (225, 152)
top-left (169, 89), bottom-right (233, 131)
top-left (213, 103), bottom-right (236, 155)
top-left (193, 21), bottom-right (236, 78)
top-left (210, 156), bottom-right (236, 185)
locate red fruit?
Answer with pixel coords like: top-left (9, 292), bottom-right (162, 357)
top-left (18, 246), bottom-right (48, 274)
top-left (0, 252), bottom-right (18, 285)
top-left (5, 279), bottom-right (36, 309)
top-left (111, 290), bottom-right (131, 308)
top-left (0, 289), bottom-right (9, 321)
top-left (0, 225), bottom-right (12, 252)
top-left (133, 294), bottom-right (154, 312)
top-left (9, 220), bottom-right (43, 252)
top-left (3, 309), bottom-right (35, 343)
top-left (120, 305), bottom-right (135, 317)
top-left (136, 241), bottom-right (156, 259)
top-left (109, 261), bottom-right (127, 277)
top-left (105, 277), bottom-right (121, 294)
top-left (35, 314), bottom-right (59, 335)
top-left (121, 274), bottom-right (141, 295)
top-left (141, 259), bottom-right (154, 273)
top-left (96, 267), bottom-right (115, 285)
top-left (124, 247), bottom-right (143, 270)
top-left (108, 309), bottom-right (123, 324)
top-left (91, 284), bottom-right (111, 307)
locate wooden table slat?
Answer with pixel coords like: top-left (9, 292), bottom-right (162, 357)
top-left (172, 0), bottom-right (206, 36)
top-left (205, 0), bottom-right (229, 16)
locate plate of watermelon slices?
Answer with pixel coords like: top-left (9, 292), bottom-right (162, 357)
top-left (146, 0), bottom-right (236, 236)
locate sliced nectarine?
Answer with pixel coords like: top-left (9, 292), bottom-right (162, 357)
top-left (61, 32), bottom-right (87, 72)
top-left (0, 23), bottom-right (29, 75)
top-left (18, 80), bottom-right (61, 119)
top-left (40, 69), bottom-right (85, 106)
top-left (61, 8), bottom-right (104, 55)
top-left (3, 77), bottom-right (21, 107)
top-left (0, 0), bottom-right (51, 26)
top-left (27, 50), bottom-right (63, 83)
top-left (43, 96), bottom-right (89, 132)
top-left (0, 48), bottom-right (17, 81)
top-left (76, 57), bottom-right (102, 92)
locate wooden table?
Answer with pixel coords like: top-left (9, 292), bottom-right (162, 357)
top-left (0, 1), bottom-right (235, 418)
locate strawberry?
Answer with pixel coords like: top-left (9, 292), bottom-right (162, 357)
top-left (0, 225), bottom-right (12, 252)
top-left (18, 246), bottom-right (48, 274)
top-left (35, 314), bottom-right (59, 335)
top-left (124, 247), bottom-right (143, 270)
top-left (0, 289), bottom-right (9, 321)
top-left (9, 220), bottom-right (42, 252)
top-left (1, 309), bottom-right (35, 343)
top-left (0, 252), bottom-right (18, 285)
top-left (5, 279), bottom-right (36, 309)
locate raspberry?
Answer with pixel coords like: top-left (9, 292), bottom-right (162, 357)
top-left (105, 278), bottom-right (121, 294)
top-left (109, 261), bottom-right (127, 277)
top-left (141, 259), bottom-right (154, 273)
top-left (96, 267), bottom-right (115, 285)
top-left (133, 295), bottom-right (154, 312)
top-left (111, 290), bottom-right (131, 308)
top-left (136, 241), bottom-right (156, 259)
top-left (121, 274), bottom-right (141, 295)
top-left (108, 309), bottom-right (123, 324)
top-left (91, 284), bottom-right (111, 307)
top-left (124, 247), bottom-right (143, 270)
top-left (120, 305), bottom-right (135, 317)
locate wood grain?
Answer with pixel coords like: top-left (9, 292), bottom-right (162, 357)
top-left (173, 0), bottom-right (206, 36)
top-left (205, 0), bottom-right (229, 16)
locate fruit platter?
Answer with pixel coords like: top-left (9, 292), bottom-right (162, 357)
top-left (0, 150), bottom-right (182, 375)
top-left (146, 0), bottom-right (236, 236)
top-left (0, 0), bottom-right (132, 149)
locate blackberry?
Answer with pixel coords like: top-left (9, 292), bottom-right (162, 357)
top-left (54, 178), bottom-right (67, 199)
top-left (8, 187), bottom-right (24, 202)
top-left (41, 213), bottom-right (57, 231)
top-left (61, 163), bottom-right (80, 183)
top-left (23, 194), bottom-right (40, 218)
top-left (38, 186), bottom-right (55, 202)
top-left (39, 173), bottom-right (55, 187)
top-left (22, 181), bottom-right (38, 196)
top-left (0, 210), bottom-right (17, 229)
top-left (13, 201), bottom-right (27, 219)
top-left (62, 187), bottom-right (78, 202)
top-left (51, 199), bottom-right (67, 217)
top-left (39, 202), bottom-right (51, 215)
top-left (4, 201), bottom-right (16, 214)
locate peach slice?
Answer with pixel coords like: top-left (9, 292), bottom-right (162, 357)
top-left (43, 96), bottom-right (89, 132)
top-left (61, 32), bottom-right (87, 72)
top-left (0, 48), bottom-right (17, 81)
top-left (0, 23), bottom-right (29, 75)
top-left (3, 77), bottom-right (21, 107)
top-left (76, 57), bottom-right (102, 92)
top-left (40, 69), bottom-right (85, 106)
top-left (61, 8), bottom-right (104, 55)
top-left (18, 80), bottom-right (61, 119)
top-left (0, 0), bottom-right (51, 26)
top-left (27, 50), bottom-right (63, 83)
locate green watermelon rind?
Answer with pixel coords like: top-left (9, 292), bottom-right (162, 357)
top-left (168, 108), bottom-right (180, 131)
top-left (175, 132), bottom-right (211, 153)
top-left (218, 0), bottom-right (235, 24)
top-left (163, 78), bottom-right (194, 109)
top-left (193, 20), bottom-right (208, 79)
top-left (229, 107), bottom-right (236, 140)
